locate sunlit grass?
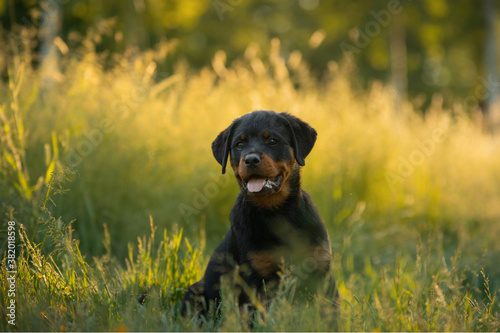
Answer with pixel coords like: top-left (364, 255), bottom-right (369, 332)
top-left (1, 35), bottom-right (499, 331)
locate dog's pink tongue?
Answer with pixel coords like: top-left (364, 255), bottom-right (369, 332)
top-left (247, 178), bottom-right (266, 192)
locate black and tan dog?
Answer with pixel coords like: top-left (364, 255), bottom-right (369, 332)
top-left (181, 110), bottom-right (337, 317)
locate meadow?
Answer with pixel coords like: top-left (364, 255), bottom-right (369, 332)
top-left (1, 37), bottom-right (500, 331)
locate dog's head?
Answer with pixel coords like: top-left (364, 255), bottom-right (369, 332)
top-left (212, 110), bottom-right (317, 209)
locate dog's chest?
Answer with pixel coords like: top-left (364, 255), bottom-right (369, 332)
top-left (247, 215), bottom-right (330, 278)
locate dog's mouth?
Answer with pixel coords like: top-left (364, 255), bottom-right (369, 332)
top-left (242, 174), bottom-right (284, 194)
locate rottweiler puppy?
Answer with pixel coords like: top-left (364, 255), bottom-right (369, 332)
top-left (181, 110), bottom-right (337, 317)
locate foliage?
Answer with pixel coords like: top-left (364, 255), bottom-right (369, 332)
top-left (1, 33), bottom-right (500, 331)
top-left (0, 0), bottom-right (492, 110)
top-left (0, 217), bottom-right (204, 331)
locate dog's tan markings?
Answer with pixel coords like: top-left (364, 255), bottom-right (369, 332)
top-left (234, 147), bottom-right (298, 210)
top-left (236, 153), bottom-right (277, 185)
top-left (250, 244), bottom-right (331, 279)
top-left (240, 134), bottom-right (245, 141)
top-left (232, 165), bottom-right (242, 187)
top-left (249, 252), bottom-right (280, 277)
top-left (232, 164), bottom-right (239, 176)
top-left (311, 244), bottom-right (332, 272)
top-left (247, 149), bottom-right (297, 210)
top-left (268, 219), bottom-right (332, 273)
top-left (257, 153), bottom-right (279, 177)
top-left (263, 131), bottom-right (269, 139)
top-left (251, 180), bottom-right (291, 209)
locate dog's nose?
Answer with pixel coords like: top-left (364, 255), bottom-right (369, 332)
top-left (244, 153), bottom-right (261, 168)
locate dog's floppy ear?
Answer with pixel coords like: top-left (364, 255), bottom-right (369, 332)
top-left (212, 120), bottom-right (238, 174)
top-left (279, 113), bottom-right (317, 166)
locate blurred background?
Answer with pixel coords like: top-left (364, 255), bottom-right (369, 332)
top-left (2, 0), bottom-right (500, 116)
top-left (0, 0), bottom-right (499, 111)
top-left (0, 0), bottom-right (499, 289)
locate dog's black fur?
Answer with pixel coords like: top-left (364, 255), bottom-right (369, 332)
top-left (181, 110), bottom-right (337, 317)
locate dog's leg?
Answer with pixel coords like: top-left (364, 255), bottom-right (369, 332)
top-left (181, 280), bottom-right (206, 317)
top-left (181, 230), bottom-right (237, 318)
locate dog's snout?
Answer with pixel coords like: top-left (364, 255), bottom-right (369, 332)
top-left (244, 153), bottom-right (261, 168)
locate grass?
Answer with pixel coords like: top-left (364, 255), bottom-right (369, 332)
top-left (1, 34), bottom-right (500, 331)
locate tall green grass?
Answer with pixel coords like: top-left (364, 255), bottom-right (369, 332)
top-left (1, 34), bottom-right (499, 331)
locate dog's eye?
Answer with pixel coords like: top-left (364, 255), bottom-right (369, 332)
top-left (268, 139), bottom-right (278, 145)
top-left (236, 142), bottom-right (245, 149)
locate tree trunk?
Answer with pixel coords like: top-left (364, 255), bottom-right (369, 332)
top-left (390, 13), bottom-right (408, 115)
top-left (482, 0), bottom-right (500, 131)
top-left (40, 0), bottom-right (61, 85)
